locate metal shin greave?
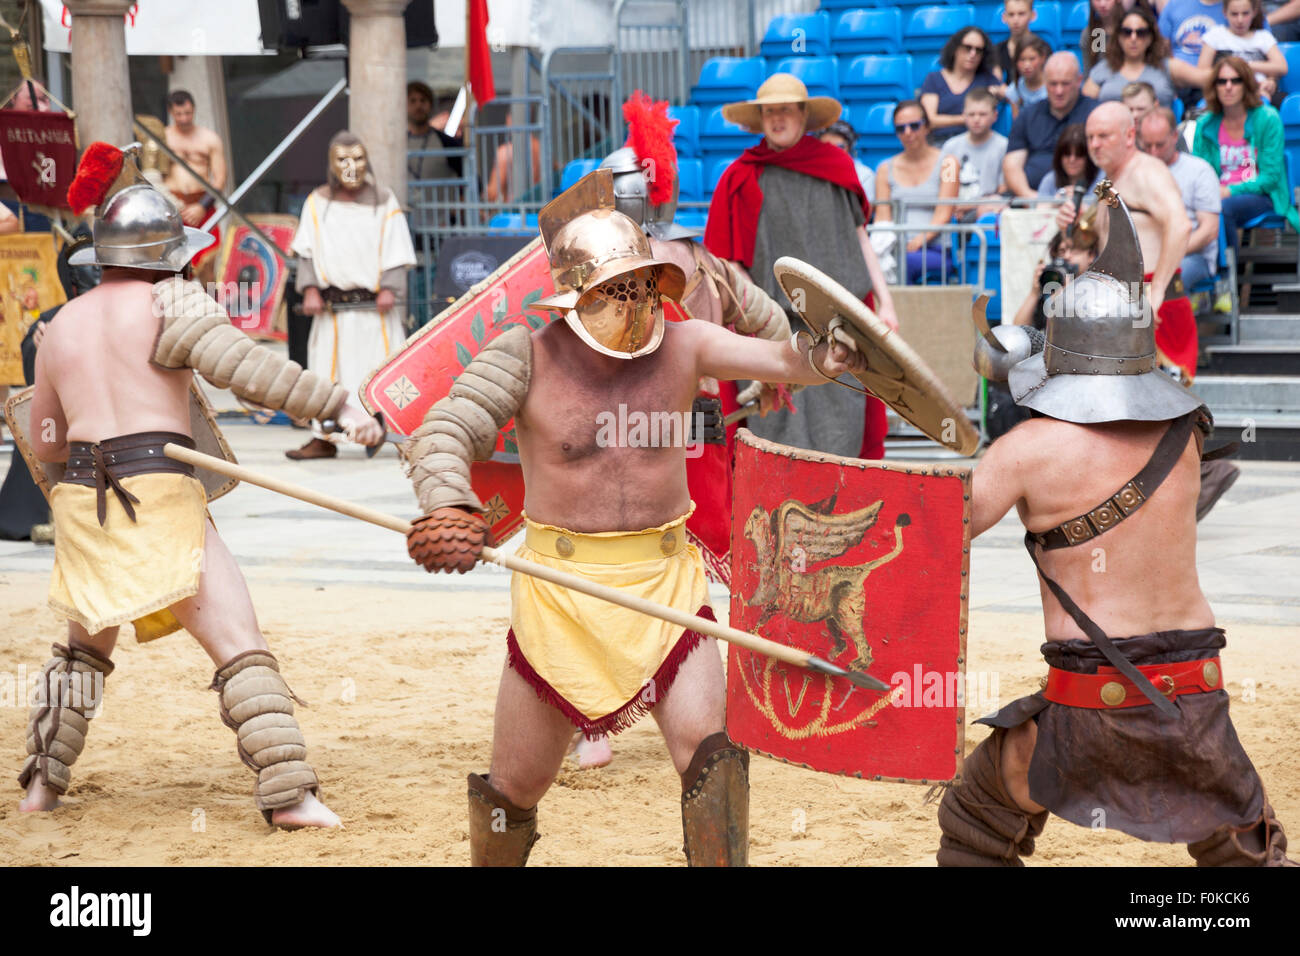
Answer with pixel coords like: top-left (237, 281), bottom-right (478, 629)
top-left (680, 731), bottom-right (749, 867)
top-left (18, 643), bottom-right (114, 795)
top-left (1188, 800), bottom-right (1297, 867)
top-left (467, 773), bottom-right (540, 867)
top-left (211, 650), bottom-right (320, 823)
top-left (937, 728), bottom-right (1049, 866)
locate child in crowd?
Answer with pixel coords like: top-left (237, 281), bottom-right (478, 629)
top-left (1198, 0), bottom-right (1287, 102)
top-left (941, 88), bottom-right (1009, 219)
top-left (994, 0), bottom-right (1038, 85)
top-left (1122, 80), bottom-right (1159, 124)
top-left (1004, 34), bottom-right (1052, 119)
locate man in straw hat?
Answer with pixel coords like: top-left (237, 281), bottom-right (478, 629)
top-left (705, 73), bottom-right (897, 462)
top-left (401, 169), bottom-right (873, 865)
top-left (16, 142), bottom-right (381, 827)
top-left (944, 182), bottom-right (1291, 866)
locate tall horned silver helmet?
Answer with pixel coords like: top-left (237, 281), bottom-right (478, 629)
top-left (599, 146), bottom-right (697, 241)
top-left (68, 142), bottom-right (214, 271)
top-left (1003, 181), bottom-right (1203, 424)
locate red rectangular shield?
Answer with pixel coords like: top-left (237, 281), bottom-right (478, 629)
top-left (213, 215), bottom-right (297, 340)
top-left (726, 430), bottom-right (970, 784)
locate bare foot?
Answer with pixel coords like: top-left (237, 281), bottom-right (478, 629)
top-left (269, 791), bottom-right (341, 829)
top-left (18, 779), bottom-right (61, 812)
top-left (571, 733), bottom-right (613, 770)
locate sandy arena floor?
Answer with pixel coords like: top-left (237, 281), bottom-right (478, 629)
top-left (0, 424), bottom-right (1296, 866)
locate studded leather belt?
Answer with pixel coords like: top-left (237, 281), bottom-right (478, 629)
top-left (321, 287), bottom-right (378, 304)
top-left (63, 432), bottom-right (195, 526)
top-left (1043, 657), bottom-right (1223, 709)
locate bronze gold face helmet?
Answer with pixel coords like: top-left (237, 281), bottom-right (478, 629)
top-left (532, 169), bottom-right (685, 359)
top-left (977, 181), bottom-right (1204, 423)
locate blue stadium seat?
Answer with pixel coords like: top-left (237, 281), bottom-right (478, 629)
top-left (1282, 44), bottom-right (1300, 96)
top-left (1279, 96), bottom-right (1300, 190)
top-left (981, 4), bottom-right (1010, 43)
top-left (691, 57), bottom-right (765, 105)
top-left (560, 159), bottom-right (601, 192)
top-left (699, 105), bottom-right (761, 153)
top-left (831, 8), bottom-right (904, 55)
top-left (760, 12), bottom-right (832, 58)
top-left (857, 100), bottom-right (902, 169)
top-left (674, 209), bottom-right (709, 237)
top-left (1172, 97), bottom-right (1185, 123)
top-left (488, 213), bottom-right (539, 233)
top-left (842, 54), bottom-right (914, 103)
top-left (708, 156), bottom-right (739, 193)
top-left (766, 56), bottom-right (840, 99)
top-left (913, 53), bottom-right (942, 94)
top-left (668, 105), bottom-right (700, 158)
top-left (819, 0), bottom-right (874, 9)
top-left (677, 159), bottom-right (705, 202)
top-left (993, 100), bottom-right (1012, 136)
top-left (1065, 0), bottom-right (1089, 37)
top-left (905, 6), bottom-right (978, 54)
top-left (963, 212), bottom-right (1001, 318)
top-left (1030, 2), bottom-right (1064, 48)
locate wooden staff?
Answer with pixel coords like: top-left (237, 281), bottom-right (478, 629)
top-left (164, 443), bottom-right (889, 692)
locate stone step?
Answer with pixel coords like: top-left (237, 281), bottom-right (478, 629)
top-left (1205, 412), bottom-right (1300, 461)
top-left (1239, 314), bottom-right (1300, 342)
top-left (1204, 343), bottom-right (1300, 376)
top-left (1193, 375), bottom-right (1300, 413)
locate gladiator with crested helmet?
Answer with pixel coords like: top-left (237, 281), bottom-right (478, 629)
top-left (12, 142), bottom-right (379, 828)
top-left (401, 161), bottom-right (874, 867)
top-left (946, 181), bottom-right (1293, 867)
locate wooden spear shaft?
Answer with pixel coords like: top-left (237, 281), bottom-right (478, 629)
top-left (164, 443), bottom-right (888, 692)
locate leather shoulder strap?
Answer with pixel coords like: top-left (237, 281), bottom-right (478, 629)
top-left (1031, 412), bottom-right (1195, 551)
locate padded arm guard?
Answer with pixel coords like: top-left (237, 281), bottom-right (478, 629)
top-left (151, 277), bottom-right (349, 423)
top-left (405, 326), bottom-right (533, 514)
top-left (717, 258), bottom-right (790, 341)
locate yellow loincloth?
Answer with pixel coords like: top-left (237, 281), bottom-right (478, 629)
top-left (48, 472), bottom-right (207, 641)
top-left (508, 507), bottom-right (713, 736)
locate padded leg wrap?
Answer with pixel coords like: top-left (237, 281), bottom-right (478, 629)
top-left (468, 773), bottom-right (539, 867)
top-left (211, 650), bottom-right (319, 823)
top-left (405, 326), bottom-right (532, 514)
top-left (936, 729), bottom-right (1048, 867)
top-left (680, 732), bottom-right (749, 867)
top-left (152, 277), bottom-right (348, 422)
top-left (17, 643), bottom-right (114, 795)
top-left (1188, 801), bottom-right (1296, 867)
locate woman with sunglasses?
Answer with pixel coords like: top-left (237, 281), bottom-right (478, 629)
top-left (920, 27), bottom-right (1002, 145)
top-left (1191, 56), bottom-right (1300, 259)
top-left (1082, 5), bottom-right (1177, 106)
top-left (874, 102), bottom-right (960, 283)
top-left (1035, 123), bottom-right (1103, 201)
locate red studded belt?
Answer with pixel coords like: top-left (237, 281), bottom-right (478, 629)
top-left (1043, 657), bottom-right (1224, 709)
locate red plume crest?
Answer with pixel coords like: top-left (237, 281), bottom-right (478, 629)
top-left (68, 142), bottom-right (125, 215)
top-left (622, 91), bottom-right (677, 206)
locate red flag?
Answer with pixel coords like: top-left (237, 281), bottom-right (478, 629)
top-left (468, 0), bottom-right (496, 104)
top-left (0, 110), bottom-right (78, 210)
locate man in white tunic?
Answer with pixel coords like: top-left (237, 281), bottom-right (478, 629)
top-left (288, 132), bottom-right (416, 459)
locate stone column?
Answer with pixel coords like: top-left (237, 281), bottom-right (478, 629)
top-left (341, 0), bottom-right (411, 206)
top-left (64, 0), bottom-right (134, 148)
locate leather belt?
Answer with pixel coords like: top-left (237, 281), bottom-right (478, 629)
top-left (1043, 657), bottom-right (1223, 709)
top-left (63, 432), bottom-right (195, 526)
top-left (321, 287), bottom-right (378, 304)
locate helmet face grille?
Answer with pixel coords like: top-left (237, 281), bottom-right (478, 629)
top-left (588, 270), bottom-right (660, 306)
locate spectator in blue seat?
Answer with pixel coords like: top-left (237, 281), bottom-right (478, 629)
top-left (920, 26), bottom-right (1004, 145)
top-left (1191, 55), bottom-right (1300, 260)
top-left (993, 0), bottom-right (1039, 86)
top-left (1160, 0), bottom-right (1231, 99)
top-left (1004, 52), bottom-right (1099, 195)
top-left (1036, 122), bottom-right (1104, 200)
top-left (818, 119), bottom-right (876, 205)
top-left (1006, 34), bottom-right (1052, 120)
top-left (1197, 0), bottom-right (1288, 103)
top-left (1083, 5), bottom-right (1177, 105)
top-left (874, 101), bottom-right (960, 282)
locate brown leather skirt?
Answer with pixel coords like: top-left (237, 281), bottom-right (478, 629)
top-left (977, 628), bottom-right (1267, 843)
top-left (63, 432), bottom-right (195, 526)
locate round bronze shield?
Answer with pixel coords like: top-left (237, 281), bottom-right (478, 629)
top-left (773, 257), bottom-right (980, 456)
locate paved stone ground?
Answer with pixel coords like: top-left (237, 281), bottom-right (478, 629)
top-left (3, 416), bottom-right (1297, 629)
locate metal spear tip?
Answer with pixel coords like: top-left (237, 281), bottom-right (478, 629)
top-left (806, 655), bottom-right (891, 692)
